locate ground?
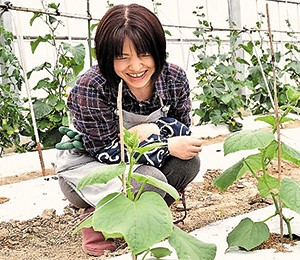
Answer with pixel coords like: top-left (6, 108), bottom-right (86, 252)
top-left (1, 121), bottom-right (300, 260)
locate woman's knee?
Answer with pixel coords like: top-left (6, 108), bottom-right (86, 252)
top-left (59, 177), bottom-right (90, 208)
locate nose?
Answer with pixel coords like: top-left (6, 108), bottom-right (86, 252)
top-left (129, 57), bottom-right (143, 72)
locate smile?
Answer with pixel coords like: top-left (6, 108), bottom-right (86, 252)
top-left (127, 71), bottom-right (146, 78)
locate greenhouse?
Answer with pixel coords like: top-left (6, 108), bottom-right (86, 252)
top-left (0, 1), bottom-right (300, 259)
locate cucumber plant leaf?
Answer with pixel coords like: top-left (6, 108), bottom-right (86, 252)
top-left (213, 153), bottom-right (262, 191)
top-left (150, 247), bottom-right (172, 259)
top-left (279, 178), bottom-right (300, 214)
top-left (93, 192), bottom-right (173, 255)
top-left (224, 129), bottom-right (275, 156)
top-left (279, 142), bottom-right (300, 166)
top-left (257, 173), bottom-right (279, 198)
top-left (132, 173), bottom-right (180, 201)
top-left (169, 226), bottom-right (217, 260)
top-left (77, 162), bottom-right (126, 190)
top-left (226, 218), bottom-right (269, 252)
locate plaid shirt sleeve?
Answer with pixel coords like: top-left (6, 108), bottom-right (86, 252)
top-left (67, 66), bottom-right (119, 157)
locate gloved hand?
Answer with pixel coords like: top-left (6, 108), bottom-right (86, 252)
top-left (55, 126), bottom-right (84, 150)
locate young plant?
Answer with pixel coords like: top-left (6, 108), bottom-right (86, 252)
top-left (212, 62), bottom-right (300, 253)
top-left (72, 128), bottom-right (217, 260)
top-left (24, 1), bottom-right (85, 148)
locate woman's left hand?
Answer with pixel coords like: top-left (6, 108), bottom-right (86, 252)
top-left (127, 123), bottom-right (160, 142)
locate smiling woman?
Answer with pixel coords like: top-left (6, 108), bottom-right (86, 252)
top-left (55, 3), bottom-right (203, 257)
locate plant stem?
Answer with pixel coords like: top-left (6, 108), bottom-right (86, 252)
top-left (134, 180), bottom-right (148, 202)
top-left (266, 3), bottom-right (284, 241)
top-left (117, 80), bottom-right (127, 196)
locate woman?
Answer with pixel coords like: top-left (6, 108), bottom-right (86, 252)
top-left (55, 3), bottom-right (203, 256)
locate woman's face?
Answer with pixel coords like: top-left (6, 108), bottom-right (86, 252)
top-left (114, 37), bottom-right (155, 95)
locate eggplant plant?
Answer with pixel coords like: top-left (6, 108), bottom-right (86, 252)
top-left (212, 86), bottom-right (300, 252)
top-left (72, 128), bottom-right (217, 260)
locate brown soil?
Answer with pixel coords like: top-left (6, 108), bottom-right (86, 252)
top-left (1, 119), bottom-right (300, 260)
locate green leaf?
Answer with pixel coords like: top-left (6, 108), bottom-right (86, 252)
top-left (286, 87), bottom-right (300, 104)
top-left (224, 129), bottom-right (275, 156)
top-left (215, 63), bottom-right (231, 75)
top-left (124, 128), bottom-right (139, 149)
top-left (210, 110), bottom-right (223, 125)
top-left (62, 116), bottom-right (70, 126)
top-left (49, 16), bottom-right (58, 24)
top-left (150, 247), bottom-right (172, 258)
top-left (164, 30), bottom-right (172, 36)
top-left (279, 178), bottom-right (300, 214)
top-left (30, 34), bottom-right (52, 53)
top-left (169, 226), bottom-right (216, 260)
top-left (201, 55), bottom-right (217, 69)
top-left (226, 218), bottom-right (269, 251)
top-left (27, 62), bottom-right (52, 78)
top-left (203, 82), bottom-right (225, 98)
top-left (77, 162), bottom-right (126, 190)
top-left (236, 57), bottom-right (250, 65)
top-left (221, 93), bottom-right (234, 104)
top-left (135, 142), bottom-right (165, 155)
top-left (257, 173), bottom-right (279, 197)
top-left (93, 192), bottom-right (173, 255)
top-left (33, 99), bottom-right (54, 120)
top-left (255, 115), bottom-right (276, 128)
top-left (213, 153), bottom-right (262, 191)
top-left (255, 115), bottom-right (294, 131)
top-left (280, 142), bottom-right (300, 166)
top-left (131, 173), bottom-right (180, 201)
top-left (239, 41), bottom-right (254, 56)
top-left (30, 12), bottom-right (42, 26)
top-left (62, 42), bottom-right (86, 64)
top-left (55, 100), bottom-right (65, 111)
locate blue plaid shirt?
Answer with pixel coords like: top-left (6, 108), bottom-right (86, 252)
top-left (67, 62), bottom-right (191, 166)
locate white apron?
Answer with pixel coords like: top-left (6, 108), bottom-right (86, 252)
top-left (55, 98), bottom-right (169, 207)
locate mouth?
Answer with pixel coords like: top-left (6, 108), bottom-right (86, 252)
top-left (127, 71), bottom-right (147, 78)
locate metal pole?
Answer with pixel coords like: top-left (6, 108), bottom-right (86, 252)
top-left (227, 0), bottom-right (245, 86)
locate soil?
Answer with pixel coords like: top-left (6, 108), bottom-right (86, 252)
top-left (1, 120), bottom-right (300, 260)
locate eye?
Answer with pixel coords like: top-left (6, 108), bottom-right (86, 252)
top-left (115, 56), bottom-right (127, 60)
top-left (140, 53), bottom-right (151, 58)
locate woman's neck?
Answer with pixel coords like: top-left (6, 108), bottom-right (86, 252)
top-left (130, 84), bottom-right (154, 101)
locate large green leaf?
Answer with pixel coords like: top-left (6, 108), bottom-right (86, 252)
top-left (224, 129), bottom-right (275, 156)
top-left (77, 162), bottom-right (126, 190)
top-left (257, 173), bottom-right (279, 197)
top-left (169, 226), bottom-right (217, 260)
top-left (226, 218), bottom-right (269, 251)
top-left (280, 142), bottom-right (300, 166)
top-left (213, 153), bottom-right (262, 191)
top-left (93, 192), bottom-right (173, 255)
top-left (279, 178), bottom-right (300, 214)
top-left (131, 173), bottom-right (180, 201)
